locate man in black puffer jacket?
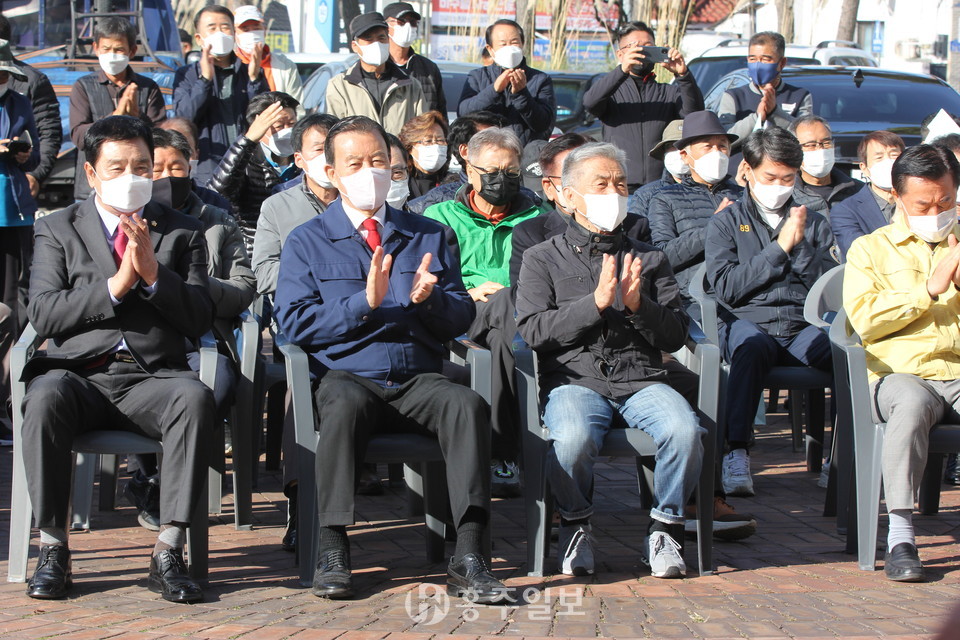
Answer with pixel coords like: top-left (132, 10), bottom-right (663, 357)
top-left (647, 111), bottom-right (741, 311)
top-left (208, 91), bottom-right (302, 253)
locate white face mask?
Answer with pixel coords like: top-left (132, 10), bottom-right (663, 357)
top-left (867, 158), bottom-right (895, 191)
top-left (663, 149), bottom-right (690, 180)
top-left (261, 127), bottom-right (294, 157)
top-left (750, 176), bottom-right (795, 213)
top-left (574, 191), bottom-right (628, 232)
top-left (414, 144), bottom-right (447, 174)
top-left (802, 148), bottom-right (835, 179)
top-left (390, 23), bottom-right (418, 48)
top-left (906, 207), bottom-right (957, 244)
top-left (493, 45), bottom-right (523, 70)
top-left (386, 178), bottom-right (410, 209)
top-left (95, 170), bottom-right (153, 213)
top-left (339, 166), bottom-right (391, 211)
top-left (236, 29), bottom-right (265, 53)
top-left (357, 41), bottom-right (390, 66)
top-left (205, 31), bottom-right (235, 57)
top-left (98, 52), bottom-right (129, 76)
top-left (306, 155), bottom-right (335, 189)
top-left (691, 149), bottom-right (729, 185)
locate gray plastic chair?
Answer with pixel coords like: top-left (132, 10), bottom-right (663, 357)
top-left (277, 330), bottom-right (494, 587)
top-left (7, 324), bottom-right (212, 583)
top-left (829, 309), bottom-right (960, 570)
top-left (517, 338), bottom-right (720, 578)
top-left (689, 264), bottom-right (833, 471)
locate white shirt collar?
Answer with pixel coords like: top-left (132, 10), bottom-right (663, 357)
top-left (94, 196), bottom-right (144, 238)
top-left (340, 197), bottom-right (386, 232)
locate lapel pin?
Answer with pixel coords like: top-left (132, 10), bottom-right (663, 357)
top-left (150, 220), bottom-right (157, 227)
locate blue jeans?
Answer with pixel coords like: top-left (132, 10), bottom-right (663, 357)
top-left (543, 383), bottom-right (705, 525)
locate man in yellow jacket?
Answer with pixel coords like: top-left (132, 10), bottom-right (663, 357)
top-left (325, 12), bottom-right (426, 135)
top-left (844, 144), bottom-right (960, 583)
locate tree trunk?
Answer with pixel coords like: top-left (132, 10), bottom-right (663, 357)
top-left (836, 0), bottom-right (860, 42)
top-left (515, 0), bottom-right (537, 60)
top-left (339, 0), bottom-right (362, 48)
top-left (775, 0), bottom-right (794, 43)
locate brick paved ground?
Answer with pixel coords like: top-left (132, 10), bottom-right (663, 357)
top-left (0, 402), bottom-right (957, 639)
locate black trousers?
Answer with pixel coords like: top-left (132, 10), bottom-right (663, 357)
top-left (312, 369), bottom-right (490, 527)
top-left (21, 360), bottom-right (215, 528)
top-left (468, 287), bottom-right (519, 461)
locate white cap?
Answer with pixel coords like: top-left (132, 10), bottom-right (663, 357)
top-left (233, 5), bottom-right (264, 26)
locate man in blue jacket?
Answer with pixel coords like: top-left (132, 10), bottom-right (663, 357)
top-left (457, 19), bottom-right (555, 146)
top-left (830, 130), bottom-right (904, 259)
top-left (274, 116), bottom-right (507, 603)
top-left (705, 126), bottom-right (835, 497)
top-left (173, 4), bottom-right (268, 185)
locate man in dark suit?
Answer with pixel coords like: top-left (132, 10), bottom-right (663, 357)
top-left (831, 130), bottom-right (905, 259)
top-left (21, 116), bottom-right (215, 603)
top-left (274, 115), bottom-right (507, 603)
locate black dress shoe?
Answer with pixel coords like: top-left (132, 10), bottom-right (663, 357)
top-left (447, 553), bottom-right (509, 604)
top-left (26, 545), bottom-right (72, 599)
top-left (312, 548), bottom-right (353, 599)
top-left (944, 454), bottom-right (960, 485)
top-left (148, 549), bottom-right (204, 603)
top-left (884, 542), bottom-right (925, 582)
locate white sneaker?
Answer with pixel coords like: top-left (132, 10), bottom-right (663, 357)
top-left (557, 523), bottom-right (595, 576)
top-left (722, 449), bottom-right (755, 497)
top-left (643, 530), bottom-right (686, 578)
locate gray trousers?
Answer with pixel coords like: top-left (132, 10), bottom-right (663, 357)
top-left (870, 374), bottom-right (960, 512)
top-left (21, 360), bottom-right (215, 529)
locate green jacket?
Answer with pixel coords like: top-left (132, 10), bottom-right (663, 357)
top-left (423, 185), bottom-right (542, 289)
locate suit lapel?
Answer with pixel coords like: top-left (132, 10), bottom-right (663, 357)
top-left (74, 199), bottom-right (120, 279)
top-left (144, 202), bottom-right (170, 254)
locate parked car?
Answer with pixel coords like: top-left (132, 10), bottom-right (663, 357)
top-left (687, 39), bottom-right (877, 99)
top-left (547, 70), bottom-right (602, 139)
top-left (284, 51), bottom-right (356, 85)
top-left (703, 66), bottom-right (960, 175)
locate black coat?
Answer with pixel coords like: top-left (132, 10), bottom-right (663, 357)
top-left (704, 190), bottom-right (836, 339)
top-left (646, 175), bottom-right (743, 301)
top-left (404, 52), bottom-right (446, 115)
top-left (583, 68), bottom-right (703, 186)
top-left (11, 59), bottom-right (61, 184)
top-left (516, 216), bottom-right (688, 401)
top-left (457, 60), bottom-right (556, 145)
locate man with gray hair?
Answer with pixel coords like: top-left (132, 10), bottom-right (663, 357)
top-left (788, 114), bottom-right (862, 214)
top-left (424, 126), bottom-right (542, 498)
top-left (515, 141), bottom-right (704, 579)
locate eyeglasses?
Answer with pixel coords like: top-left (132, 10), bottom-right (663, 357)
top-left (799, 138), bottom-right (834, 151)
top-left (413, 138), bottom-right (447, 146)
top-left (469, 162), bottom-right (521, 179)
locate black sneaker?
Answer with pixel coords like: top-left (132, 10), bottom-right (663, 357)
top-left (124, 477), bottom-right (161, 531)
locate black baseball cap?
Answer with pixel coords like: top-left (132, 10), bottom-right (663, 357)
top-left (383, 2), bottom-right (421, 21)
top-left (349, 12), bottom-right (388, 41)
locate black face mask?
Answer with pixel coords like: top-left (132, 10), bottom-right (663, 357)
top-left (631, 61), bottom-right (655, 76)
top-left (476, 170), bottom-right (520, 207)
top-left (153, 176), bottom-right (193, 210)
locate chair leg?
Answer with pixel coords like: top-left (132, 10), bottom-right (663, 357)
top-left (805, 390), bottom-right (825, 473)
top-left (790, 391), bottom-right (805, 453)
top-left (823, 423), bottom-right (838, 519)
top-left (265, 383), bottom-right (286, 471)
top-left (422, 461), bottom-right (446, 563)
top-left (99, 453), bottom-right (119, 511)
top-left (523, 435), bottom-right (549, 577)
top-left (208, 422), bottom-right (224, 516)
top-left (8, 441), bottom-right (33, 582)
top-left (71, 452), bottom-right (96, 532)
top-left (856, 427), bottom-right (883, 571)
top-left (229, 406), bottom-right (254, 530)
top-left (187, 466), bottom-right (209, 582)
top-left (636, 457), bottom-right (655, 511)
top-left (404, 463), bottom-right (426, 517)
top-left (918, 453), bottom-right (945, 516)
